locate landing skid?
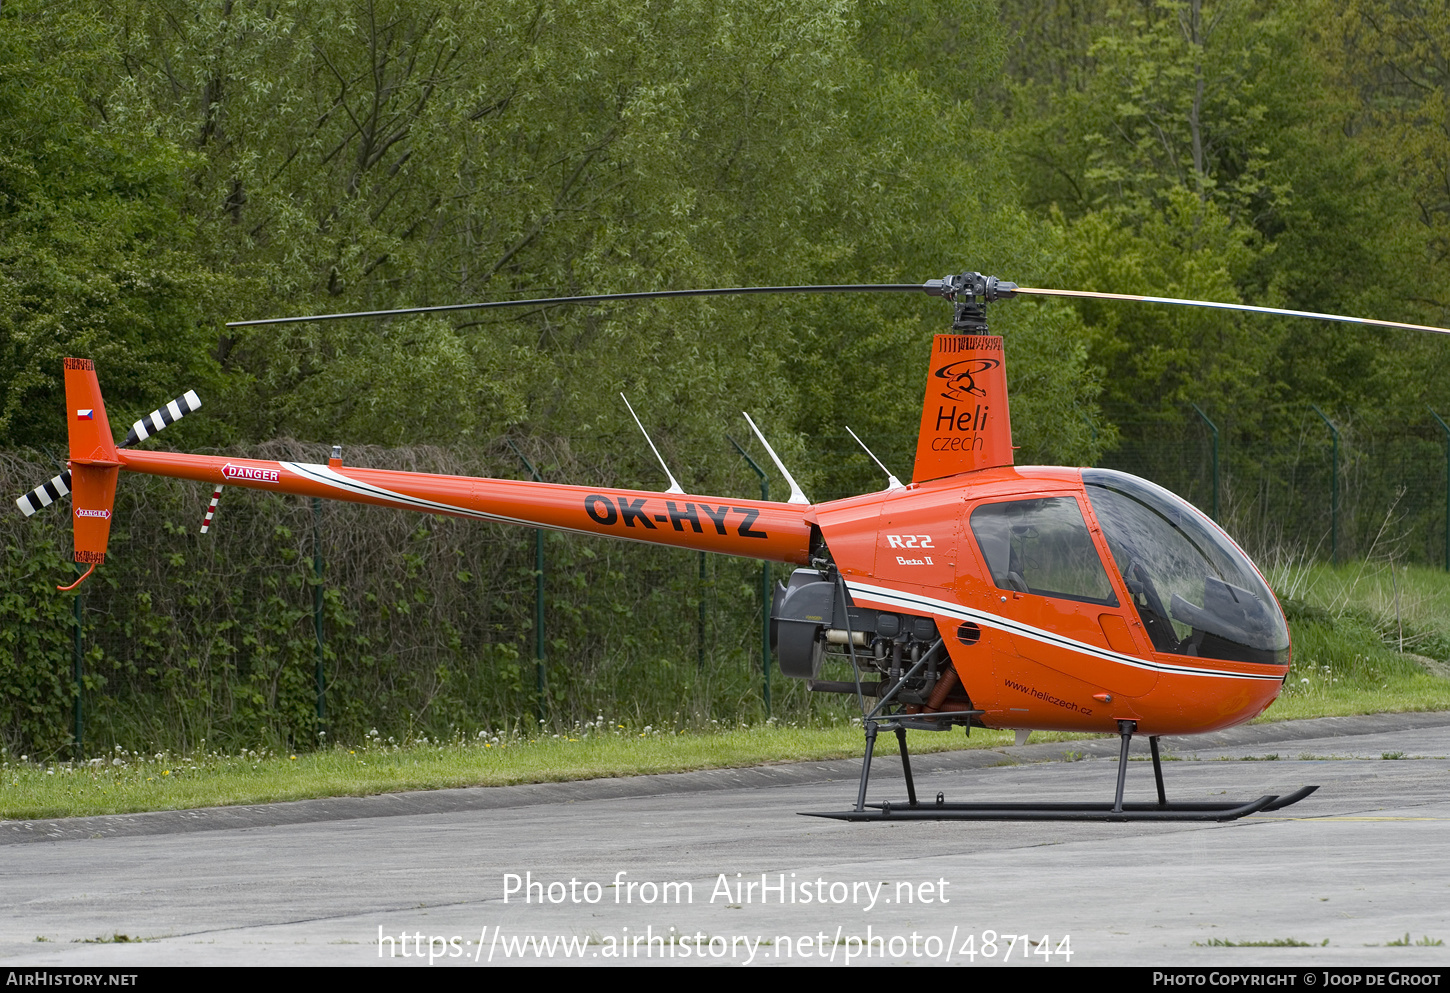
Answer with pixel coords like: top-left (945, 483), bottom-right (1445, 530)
top-left (805, 718), bottom-right (1320, 823)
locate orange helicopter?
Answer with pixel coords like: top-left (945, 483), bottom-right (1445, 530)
top-left (19, 271), bottom-right (1450, 821)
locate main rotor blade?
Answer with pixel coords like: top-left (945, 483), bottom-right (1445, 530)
top-left (226, 284), bottom-right (928, 328)
top-left (1013, 286), bottom-right (1450, 336)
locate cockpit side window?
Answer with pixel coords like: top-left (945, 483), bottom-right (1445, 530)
top-left (969, 497), bottom-right (1118, 606)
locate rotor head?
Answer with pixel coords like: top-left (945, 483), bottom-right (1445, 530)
top-left (923, 272), bottom-right (1019, 333)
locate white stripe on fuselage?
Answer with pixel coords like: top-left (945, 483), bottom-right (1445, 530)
top-left (280, 462), bottom-right (538, 527)
top-left (845, 579), bottom-right (1284, 681)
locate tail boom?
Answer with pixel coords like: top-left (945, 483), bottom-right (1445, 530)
top-left (119, 449), bottom-right (813, 564)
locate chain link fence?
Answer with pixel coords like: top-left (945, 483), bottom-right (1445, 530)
top-left (1099, 404), bottom-right (1450, 570)
top-left (7, 409), bottom-right (1449, 755)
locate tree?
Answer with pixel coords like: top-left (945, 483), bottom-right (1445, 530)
top-left (0, 4), bottom-right (220, 450)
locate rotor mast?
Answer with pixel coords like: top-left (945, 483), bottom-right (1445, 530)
top-left (911, 273), bottom-right (1019, 483)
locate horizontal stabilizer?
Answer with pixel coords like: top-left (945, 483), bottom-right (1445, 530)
top-left (70, 463), bottom-right (119, 564)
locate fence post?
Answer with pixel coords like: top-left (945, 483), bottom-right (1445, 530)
top-left (313, 496), bottom-right (326, 732)
top-left (1078, 410), bottom-right (1098, 466)
top-left (1191, 403), bottom-right (1219, 521)
top-left (698, 551), bottom-right (707, 673)
top-left (1309, 404), bottom-right (1340, 566)
top-left (72, 563), bottom-right (84, 762)
top-left (507, 441), bottom-right (547, 724)
top-left (728, 435), bottom-right (772, 719)
top-left (1430, 409), bottom-right (1450, 572)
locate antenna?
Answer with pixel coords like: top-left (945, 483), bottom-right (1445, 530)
top-left (741, 411), bottom-right (809, 505)
top-left (620, 393), bottom-right (684, 495)
top-left (845, 426), bottom-right (904, 491)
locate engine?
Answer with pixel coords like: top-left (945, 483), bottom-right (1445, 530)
top-left (770, 567), bottom-right (973, 708)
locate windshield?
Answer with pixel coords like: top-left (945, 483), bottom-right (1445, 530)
top-left (1083, 469), bottom-right (1289, 666)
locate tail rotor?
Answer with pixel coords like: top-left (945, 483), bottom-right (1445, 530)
top-left (15, 382), bottom-right (204, 516)
top-left (14, 387), bottom-right (204, 518)
top-left (14, 361), bottom-right (203, 589)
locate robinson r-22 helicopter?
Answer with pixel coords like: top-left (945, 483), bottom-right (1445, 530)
top-left (20, 271), bottom-right (1450, 821)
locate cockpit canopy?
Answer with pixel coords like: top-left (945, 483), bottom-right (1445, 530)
top-left (1082, 469), bottom-right (1289, 666)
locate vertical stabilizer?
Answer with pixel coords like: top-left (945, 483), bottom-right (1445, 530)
top-left (63, 358), bottom-right (120, 564)
top-left (64, 358), bottom-right (119, 464)
top-left (912, 334), bottom-right (1014, 483)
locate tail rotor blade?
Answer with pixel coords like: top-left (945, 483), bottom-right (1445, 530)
top-left (123, 390), bottom-right (202, 447)
top-left (16, 471), bottom-right (72, 517)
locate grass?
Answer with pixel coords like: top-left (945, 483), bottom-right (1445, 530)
top-left (1261, 561), bottom-right (1450, 721)
top-left (1271, 560), bottom-right (1450, 651)
top-left (5, 558), bottom-right (1449, 822)
top-left (1385, 934), bottom-right (1444, 947)
top-left (1, 721), bottom-right (1061, 821)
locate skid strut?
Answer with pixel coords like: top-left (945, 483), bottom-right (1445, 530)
top-left (854, 719), bottom-right (920, 813)
top-left (810, 718), bottom-right (1319, 823)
